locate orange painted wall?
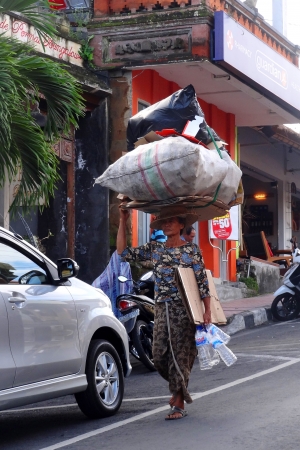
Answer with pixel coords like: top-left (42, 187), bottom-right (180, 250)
top-left (132, 69), bottom-right (237, 280)
top-left (132, 70), bottom-right (180, 115)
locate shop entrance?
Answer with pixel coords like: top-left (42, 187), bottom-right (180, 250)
top-left (241, 171), bottom-right (279, 253)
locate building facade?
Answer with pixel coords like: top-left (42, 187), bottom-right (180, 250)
top-left (0, 12), bottom-right (111, 284)
top-left (89, 0), bottom-right (300, 280)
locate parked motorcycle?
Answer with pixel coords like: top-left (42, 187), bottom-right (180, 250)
top-left (117, 271), bottom-right (156, 371)
top-left (271, 240), bottom-right (300, 321)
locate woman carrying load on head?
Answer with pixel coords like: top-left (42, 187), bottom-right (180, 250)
top-left (117, 205), bottom-right (211, 421)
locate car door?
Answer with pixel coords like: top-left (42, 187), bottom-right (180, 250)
top-left (0, 239), bottom-right (82, 387)
top-left (0, 292), bottom-right (16, 390)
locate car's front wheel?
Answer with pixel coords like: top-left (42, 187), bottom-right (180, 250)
top-left (75, 339), bottom-right (124, 419)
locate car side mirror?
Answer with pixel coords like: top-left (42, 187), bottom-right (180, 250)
top-left (57, 258), bottom-right (79, 280)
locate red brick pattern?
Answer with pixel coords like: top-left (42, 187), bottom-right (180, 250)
top-left (95, 0), bottom-right (195, 15)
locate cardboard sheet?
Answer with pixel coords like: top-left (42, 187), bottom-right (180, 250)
top-left (175, 267), bottom-right (204, 324)
top-left (206, 270), bottom-right (227, 325)
top-left (134, 131), bottom-right (164, 148)
top-left (120, 195), bottom-right (229, 220)
top-left (175, 268), bottom-right (227, 325)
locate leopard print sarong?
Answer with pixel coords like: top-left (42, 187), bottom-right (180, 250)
top-left (153, 299), bottom-right (197, 404)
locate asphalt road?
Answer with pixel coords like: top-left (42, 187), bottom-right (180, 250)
top-left (2, 319), bottom-right (300, 450)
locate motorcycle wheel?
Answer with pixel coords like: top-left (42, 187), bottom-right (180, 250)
top-left (132, 319), bottom-right (156, 372)
top-left (271, 293), bottom-right (300, 321)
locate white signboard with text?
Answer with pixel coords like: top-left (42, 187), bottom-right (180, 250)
top-left (0, 14), bottom-right (82, 66)
top-left (209, 205), bottom-right (239, 241)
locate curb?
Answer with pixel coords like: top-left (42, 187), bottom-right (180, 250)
top-left (220, 307), bottom-right (272, 335)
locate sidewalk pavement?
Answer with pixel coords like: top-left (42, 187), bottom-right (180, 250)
top-left (220, 293), bottom-right (274, 335)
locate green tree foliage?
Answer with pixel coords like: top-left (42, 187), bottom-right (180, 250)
top-left (0, 0), bottom-right (85, 210)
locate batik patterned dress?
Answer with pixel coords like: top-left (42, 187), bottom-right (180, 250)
top-left (121, 242), bottom-right (210, 403)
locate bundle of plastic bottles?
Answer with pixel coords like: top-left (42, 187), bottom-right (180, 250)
top-left (195, 324), bottom-right (237, 370)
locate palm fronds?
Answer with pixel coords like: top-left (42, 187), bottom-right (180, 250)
top-left (17, 54), bottom-right (84, 139)
top-left (0, 3), bottom-right (85, 211)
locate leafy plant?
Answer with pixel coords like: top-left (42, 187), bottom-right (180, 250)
top-left (78, 35), bottom-right (94, 68)
top-left (239, 276), bottom-right (259, 293)
top-left (69, 8), bottom-right (90, 28)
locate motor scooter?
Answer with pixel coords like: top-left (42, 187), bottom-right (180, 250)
top-left (117, 271), bottom-right (156, 371)
top-left (271, 240), bottom-right (300, 321)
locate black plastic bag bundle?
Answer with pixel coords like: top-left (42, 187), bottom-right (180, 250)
top-left (127, 84), bottom-right (220, 150)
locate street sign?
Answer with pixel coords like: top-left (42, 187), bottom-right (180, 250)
top-left (209, 205), bottom-right (239, 241)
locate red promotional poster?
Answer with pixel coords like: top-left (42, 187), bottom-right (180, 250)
top-left (211, 213), bottom-right (232, 240)
top-left (48, 0), bottom-right (67, 10)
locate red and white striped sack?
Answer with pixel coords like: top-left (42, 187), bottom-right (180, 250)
top-left (95, 136), bottom-right (237, 203)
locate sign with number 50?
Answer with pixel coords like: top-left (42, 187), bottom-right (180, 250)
top-left (209, 205), bottom-right (239, 241)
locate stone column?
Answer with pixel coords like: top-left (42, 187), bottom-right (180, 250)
top-left (285, 181), bottom-right (292, 246)
top-left (277, 180), bottom-right (292, 249)
top-left (109, 70), bottom-right (132, 253)
top-left (38, 100), bottom-right (110, 284)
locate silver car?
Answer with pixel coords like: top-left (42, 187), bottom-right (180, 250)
top-left (0, 227), bottom-right (131, 419)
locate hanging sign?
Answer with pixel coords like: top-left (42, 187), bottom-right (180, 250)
top-left (209, 205), bottom-right (239, 241)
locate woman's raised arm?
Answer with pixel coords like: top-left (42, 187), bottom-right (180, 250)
top-left (117, 208), bottom-right (130, 255)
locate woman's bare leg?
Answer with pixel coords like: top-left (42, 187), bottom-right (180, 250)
top-left (166, 389), bottom-right (185, 419)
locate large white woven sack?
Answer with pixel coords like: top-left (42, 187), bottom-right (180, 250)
top-left (213, 150), bottom-right (242, 204)
top-left (95, 136), bottom-right (229, 201)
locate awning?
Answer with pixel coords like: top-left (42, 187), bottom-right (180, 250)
top-left (128, 60), bottom-right (298, 127)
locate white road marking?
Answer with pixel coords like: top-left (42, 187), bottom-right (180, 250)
top-left (39, 358), bottom-right (300, 450)
top-left (235, 353), bottom-right (300, 361)
top-left (124, 395), bottom-right (170, 402)
top-left (2, 354), bottom-right (299, 415)
top-left (0, 396), bottom-right (173, 414)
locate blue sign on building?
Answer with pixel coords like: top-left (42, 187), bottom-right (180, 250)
top-left (213, 11), bottom-right (300, 119)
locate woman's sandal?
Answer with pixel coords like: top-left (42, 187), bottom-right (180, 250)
top-left (165, 406), bottom-right (188, 420)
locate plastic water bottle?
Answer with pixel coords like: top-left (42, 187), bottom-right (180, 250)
top-left (212, 339), bottom-right (237, 367)
top-left (206, 324), bottom-right (231, 345)
top-left (208, 344), bottom-right (220, 366)
top-left (195, 326), bottom-right (213, 370)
